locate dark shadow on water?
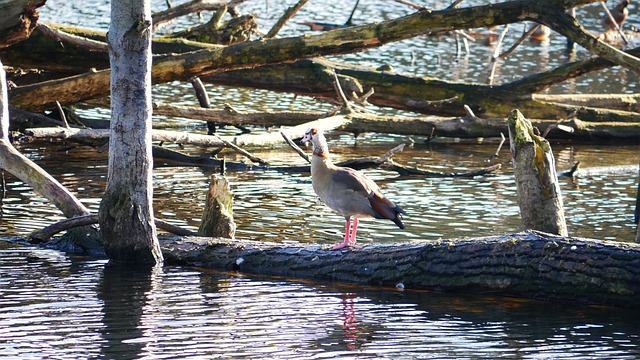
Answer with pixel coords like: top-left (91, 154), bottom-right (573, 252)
top-left (96, 262), bottom-right (162, 360)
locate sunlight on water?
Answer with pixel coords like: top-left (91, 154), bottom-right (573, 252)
top-left (5, 1), bottom-right (640, 358)
top-left (1, 243), bottom-right (639, 359)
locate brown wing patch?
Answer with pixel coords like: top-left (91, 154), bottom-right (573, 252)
top-left (330, 167), bottom-right (377, 196)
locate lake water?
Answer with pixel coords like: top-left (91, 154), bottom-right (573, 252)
top-left (1, 0), bottom-right (640, 358)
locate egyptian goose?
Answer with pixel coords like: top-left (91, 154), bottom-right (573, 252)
top-left (602, 0), bottom-right (630, 29)
top-left (301, 128), bottom-right (406, 250)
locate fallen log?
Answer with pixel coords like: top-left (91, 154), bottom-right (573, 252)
top-left (24, 115), bottom-right (349, 147)
top-left (155, 231), bottom-right (640, 308)
top-left (9, 0), bottom-right (636, 118)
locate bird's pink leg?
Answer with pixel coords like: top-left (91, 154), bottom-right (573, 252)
top-left (348, 218), bottom-right (359, 246)
top-left (332, 217), bottom-right (353, 250)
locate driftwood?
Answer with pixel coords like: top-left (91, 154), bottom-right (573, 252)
top-left (508, 109), bottom-right (567, 236)
top-left (7, 0), bottom-right (640, 121)
top-left (24, 115), bottom-right (350, 147)
top-left (28, 214), bottom-right (198, 243)
top-left (155, 231), bottom-right (640, 308)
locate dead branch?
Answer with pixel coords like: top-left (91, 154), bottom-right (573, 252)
top-left (28, 214), bottom-right (198, 243)
top-left (36, 23), bottom-right (109, 52)
top-left (265, 0), bottom-right (310, 38)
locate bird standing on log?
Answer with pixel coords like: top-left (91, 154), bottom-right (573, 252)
top-left (301, 128), bottom-right (407, 250)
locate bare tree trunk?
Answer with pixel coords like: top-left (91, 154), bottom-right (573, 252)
top-left (99, 0), bottom-right (163, 264)
top-left (508, 109), bottom-right (568, 236)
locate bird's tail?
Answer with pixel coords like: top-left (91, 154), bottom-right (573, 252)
top-left (390, 205), bottom-right (407, 229)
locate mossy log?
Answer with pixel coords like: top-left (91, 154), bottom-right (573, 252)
top-left (157, 231), bottom-right (640, 308)
top-left (508, 109), bottom-right (568, 236)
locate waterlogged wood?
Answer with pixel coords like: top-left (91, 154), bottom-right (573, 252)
top-left (508, 109), bottom-right (568, 236)
top-left (158, 231), bottom-right (640, 308)
top-left (8, 0), bottom-right (613, 113)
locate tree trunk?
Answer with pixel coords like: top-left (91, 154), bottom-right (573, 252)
top-left (98, 0), bottom-right (163, 264)
top-left (508, 109), bottom-right (568, 236)
top-left (158, 231), bottom-right (640, 308)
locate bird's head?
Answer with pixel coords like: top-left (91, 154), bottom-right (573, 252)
top-left (301, 127), bottom-right (319, 145)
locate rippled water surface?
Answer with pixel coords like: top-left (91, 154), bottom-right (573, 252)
top-left (2, 0), bottom-right (640, 358)
top-left (1, 241), bottom-right (640, 359)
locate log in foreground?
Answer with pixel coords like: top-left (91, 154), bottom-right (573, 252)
top-left (159, 231), bottom-right (640, 308)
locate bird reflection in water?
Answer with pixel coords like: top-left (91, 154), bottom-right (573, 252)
top-left (341, 294), bottom-right (361, 350)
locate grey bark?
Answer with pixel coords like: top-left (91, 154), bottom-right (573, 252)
top-left (98, 0), bottom-right (163, 264)
top-left (508, 109), bottom-right (568, 236)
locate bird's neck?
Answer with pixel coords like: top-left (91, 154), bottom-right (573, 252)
top-left (312, 137), bottom-right (330, 161)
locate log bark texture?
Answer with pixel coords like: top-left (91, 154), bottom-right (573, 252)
top-left (158, 231), bottom-right (640, 308)
top-left (508, 109), bottom-right (568, 236)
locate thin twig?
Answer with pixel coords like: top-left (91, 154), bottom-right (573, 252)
top-left (488, 24), bottom-right (509, 85)
top-left (376, 143), bottom-right (406, 164)
top-left (390, 0), bottom-right (429, 10)
top-left (332, 72), bottom-right (353, 112)
top-left (265, 0), bottom-right (310, 38)
top-left (281, 131), bottom-right (310, 164)
top-left (55, 101), bottom-right (70, 129)
top-left (211, 133), bottom-right (270, 166)
top-left (487, 132), bottom-right (506, 161)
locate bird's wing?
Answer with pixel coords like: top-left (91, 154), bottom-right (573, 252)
top-left (331, 167), bottom-right (401, 220)
top-left (331, 167), bottom-right (378, 196)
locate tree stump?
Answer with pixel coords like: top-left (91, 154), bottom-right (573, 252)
top-left (507, 109), bottom-right (568, 236)
top-left (198, 173), bottom-right (236, 238)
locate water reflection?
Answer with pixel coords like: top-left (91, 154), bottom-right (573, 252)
top-left (97, 263), bottom-right (162, 359)
top-left (1, 243), bottom-right (639, 359)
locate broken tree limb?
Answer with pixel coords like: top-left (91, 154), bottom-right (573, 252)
top-left (508, 109), bottom-right (568, 236)
top-left (152, 102), bottom-right (328, 128)
top-left (0, 0), bottom-right (45, 48)
top-left (156, 230), bottom-right (640, 308)
top-left (205, 58), bottom-right (640, 121)
top-left (24, 115), bottom-right (350, 147)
